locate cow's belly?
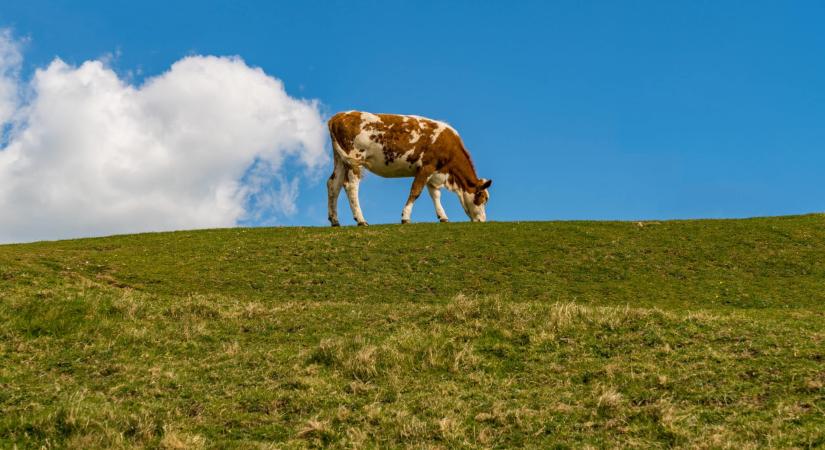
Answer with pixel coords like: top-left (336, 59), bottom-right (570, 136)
top-left (364, 152), bottom-right (419, 178)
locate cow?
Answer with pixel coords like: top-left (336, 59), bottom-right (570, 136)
top-left (326, 111), bottom-right (492, 226)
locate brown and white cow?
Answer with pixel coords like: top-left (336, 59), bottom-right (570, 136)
top-left (327, 111), bottom-right (491, 226)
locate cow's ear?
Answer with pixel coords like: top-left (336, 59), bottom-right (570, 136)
top-left (478, 179), bottom-right (492, 190)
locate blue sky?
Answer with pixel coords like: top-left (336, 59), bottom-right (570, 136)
top-left (3, 0), bottom-right (825, 229)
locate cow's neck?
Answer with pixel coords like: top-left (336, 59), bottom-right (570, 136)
top-left (445, 164), bottom-right (479, 195)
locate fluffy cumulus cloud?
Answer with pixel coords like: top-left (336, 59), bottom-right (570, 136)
top-left (0, 31), bottom-right (327, 243)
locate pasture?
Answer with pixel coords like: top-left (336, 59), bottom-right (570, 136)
top-left (1, 215), bottom-right (824, 448)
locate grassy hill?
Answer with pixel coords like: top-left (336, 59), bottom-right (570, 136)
top-left (1, 215), bottom-right (824, 448)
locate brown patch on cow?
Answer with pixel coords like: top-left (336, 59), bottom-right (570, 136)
top-left (365, 114), bottom-right (430, 165)
top-left (328, 111), bottom-right (484, 192)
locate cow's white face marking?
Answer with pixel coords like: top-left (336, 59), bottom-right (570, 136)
top-left (456, 189), bottom-right (486, 222)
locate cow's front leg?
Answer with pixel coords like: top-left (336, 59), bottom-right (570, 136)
top-left (427, 184), bottom-right (449, 223)
top-left (401, 167), bottom-right (435, 224)
top-left (343, 167), bottom-right (368, 226)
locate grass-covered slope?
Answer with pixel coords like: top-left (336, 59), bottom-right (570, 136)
top-left (1, 216), bottom-right (824, 448)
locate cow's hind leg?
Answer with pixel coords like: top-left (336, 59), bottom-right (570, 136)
top-left (327, 153), bottom-right (345, 226)
top-left (401, 167), bottom-right (435, 224)
top-left (427, 184), bottom-right (449, 223)
top-left (343, 167), bottom-right (368, 226)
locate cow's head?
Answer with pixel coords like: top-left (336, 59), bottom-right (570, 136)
top-left (459, 178), bottom-right (492, 222)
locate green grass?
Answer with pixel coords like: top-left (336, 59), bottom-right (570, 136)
top-left (1, 215), bottom-right (824, 448)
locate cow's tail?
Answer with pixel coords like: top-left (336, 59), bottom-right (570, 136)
top-left (328, 120), bottom-right (358, 168)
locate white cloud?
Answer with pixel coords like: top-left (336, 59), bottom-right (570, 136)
top-left (0, 31), bottom-right (328, 243)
